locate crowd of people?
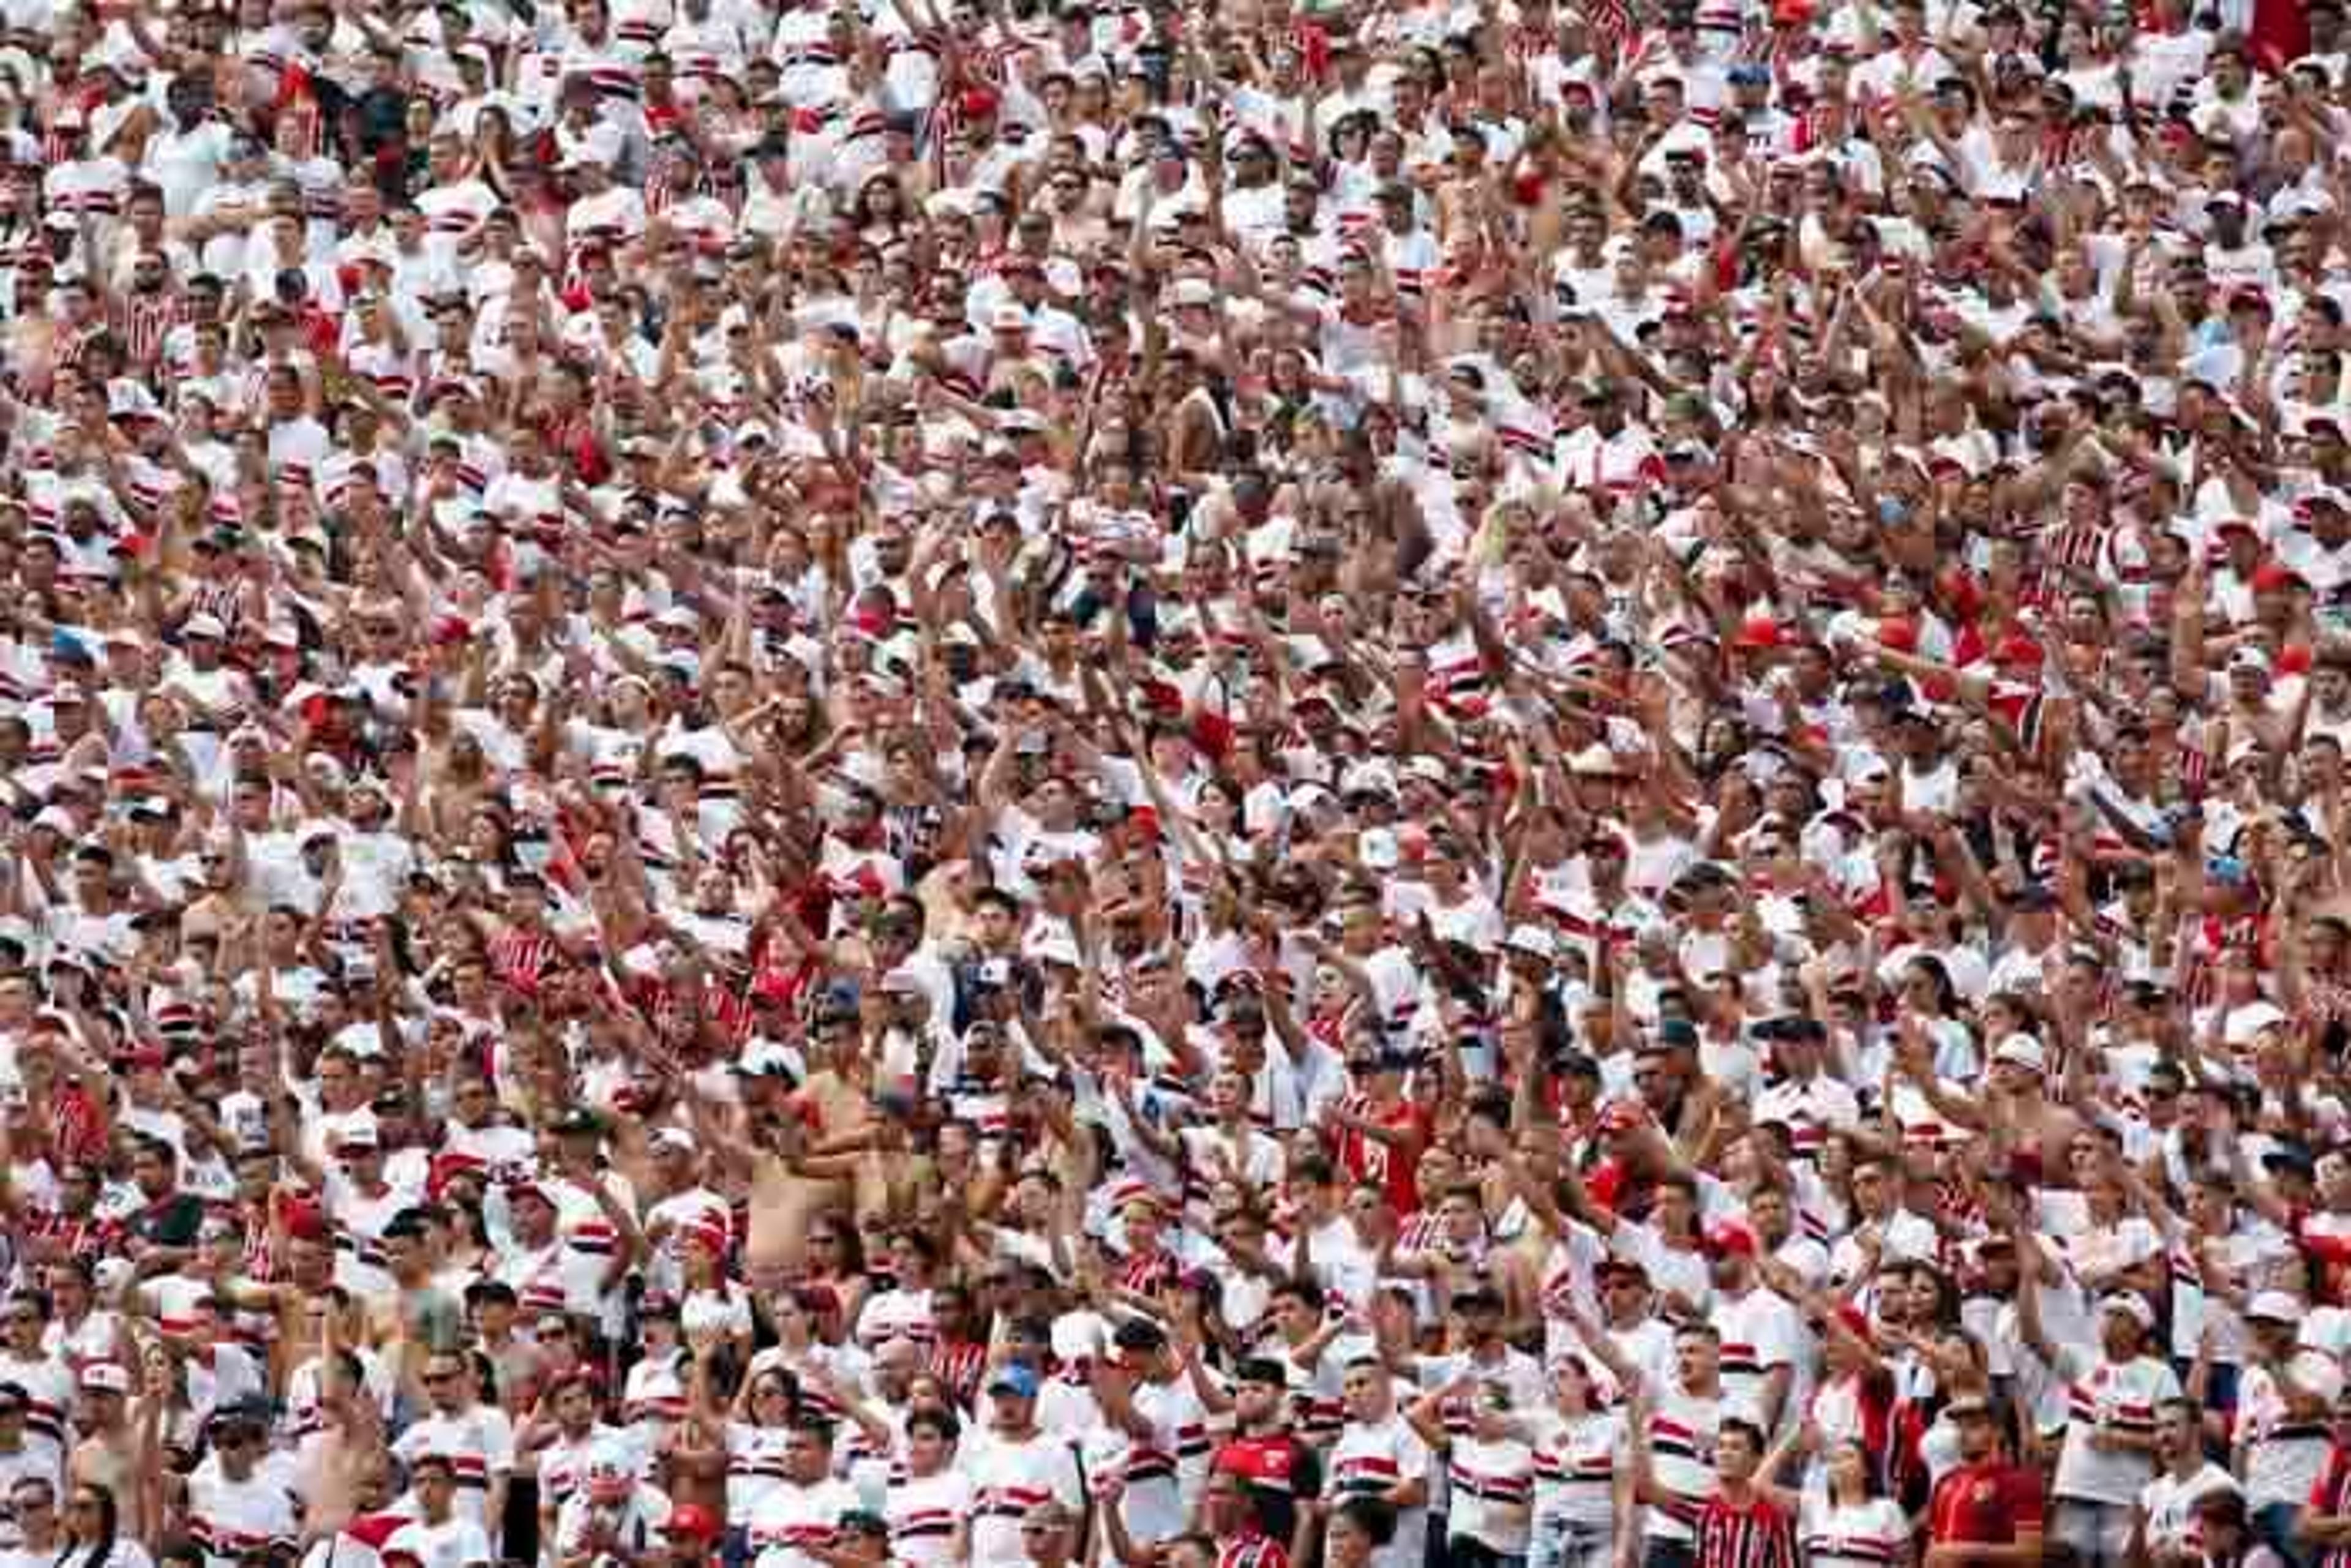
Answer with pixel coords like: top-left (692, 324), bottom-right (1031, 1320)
top-left (9, 0), bottom-right (2351, 1567)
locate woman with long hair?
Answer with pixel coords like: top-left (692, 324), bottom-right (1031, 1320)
top-left (1524, 1354), bottom-right (1632, 1568)
top-left (794, 1218), bottom-right (868, 1334)
top-left (57, 1483), bottom-right (154, 1568)
top-left (1798, 1437), bottom-right (1913, 1568)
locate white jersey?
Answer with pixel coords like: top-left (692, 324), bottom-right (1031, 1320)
top-left (551, 1487), bottom-right (672, 1566)
top-left (2238, 1352), bottom-right (2343, 1507)
top-left (746, 1476), bottom-right (857, 1568)
top-left (1328, 1414), bottom-right (1433, 1568)
top-left (1641, 1386), bottom-right (1746, 1545)
top-left (725, 1422), bottom-right (795, 1520)
top-left (1528, 1408), bottom-right (1624, 1526)
top-left (184, 1465), bottom-right (302, 1568)
top-left (883, 1468), bottom-right (972, 1568)
top-left (2139, 1463), bottom-right (2240, 1561)
top-left (391, 1406), bottom-right (515, 1532)
top-left (381, 1517), bottom-right (492, 1568)
top-left (962, 1430), bottom-right (1084, 1568)
top-left (1711, 1287), bottom-right (1807, 1430)
top-left (2052, 1351), bottom-right (2180, 1506)
top-left (1798, 1495), bottom-right (1909, 1568)
top-left (1446, 1433), bottom-right (1534, 1555)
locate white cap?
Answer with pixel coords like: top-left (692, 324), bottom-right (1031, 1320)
top-left (731, 1040), bottom-right (800, 1081)
top-left (1569, 742), bottom-right (1622, 777)
top-left (2246, 1290), bottom-right (2305, 1324)
top-left (2100, 1291), bottom-right (2156, 1329)
top-left (1991, 1033), bottom-right (2046, 1073)
top-left (331, 1114), bottom-right (380, 1152)
top-left (1024, 918), bottom-right (1082, 967)
top-left (1339, 760), bottom-right (1398, 799)
top-left (78, 1362), bottom-right (130, 1395)
top-left (2225, 1001), bottom-right (2291, 1046)
top-left (1503, 924), bottom-right (1556, 961)
top-left (585, 1441), bottom-right (633, 1479)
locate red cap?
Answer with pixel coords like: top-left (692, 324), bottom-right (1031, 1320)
top-left (960, 86), bottom-right (1000, 119)
top-left (1989, 634), bottom-right (2043, 670)
top-left (2252, 561), bottom-right (2304, 593)
top-left (1706, 1220), bottom-right (1759, 1258)
top-left (1733, 615), bottom-right (1782, 650)
top-left (277, 1195), bottom-right (330, 1244)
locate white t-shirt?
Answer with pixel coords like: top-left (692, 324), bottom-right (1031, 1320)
top-left (382, 1517), bottom-right (492, 1568)
top-left (2051, 1351), bottom-right (2181, 1506)
top-left (1641, 1386), bottom-right (1747, 1545)
top-left (1328, 1414), bottom-right (1434, 1568)
top-left (1445, 1433), bottom-right (1534, 1554)
top-left (1799, 1494), bottom-right (1909, 1568)
top-left (961, 1430), bottom-right (1084, 1568)
top-left (1528, 1408), bottom-right (1624, 1526)
top-left (1712, 1287), bottom-right (1808, 1430)
top-left (746, 1476), bottom-right (857, 1568)
top-left (391, 1406), bottom-right (515, 1531)
top-left (882, 1468), bottom-right (972, 1568)
top-left (2238, 1352), bottom-right (2344, 1507)
top-left (2139, 1462), bottom-right (2240, 1561)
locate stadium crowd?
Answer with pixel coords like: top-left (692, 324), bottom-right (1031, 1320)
top-left (8, 0), bottom-right (2351, 1567)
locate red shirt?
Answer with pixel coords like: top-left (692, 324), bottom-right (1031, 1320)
top-left (1334, 1094), bottom-right (1431, 1214)
top-left (1929, 1460), bottom-right (2045, 1545)
top-left (2308, 1446), bottom-right (2351, 1568)
top-left (1697, 1492), bottom-right (1795, 1568)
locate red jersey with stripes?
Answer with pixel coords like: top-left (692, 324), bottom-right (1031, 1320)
top-left (1696, 1491), bottom-right (1797, 1568)
top-left (1217, 1535), bottom-right (1290, 1568)
top-left (2309, 1446), bottom-right (2351, 1568)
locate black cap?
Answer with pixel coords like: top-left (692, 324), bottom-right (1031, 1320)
top-left (2266, 1142), bottom-right (2318, 1179)
top-left (1114, 1319), bottom-right (1168, 1353)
